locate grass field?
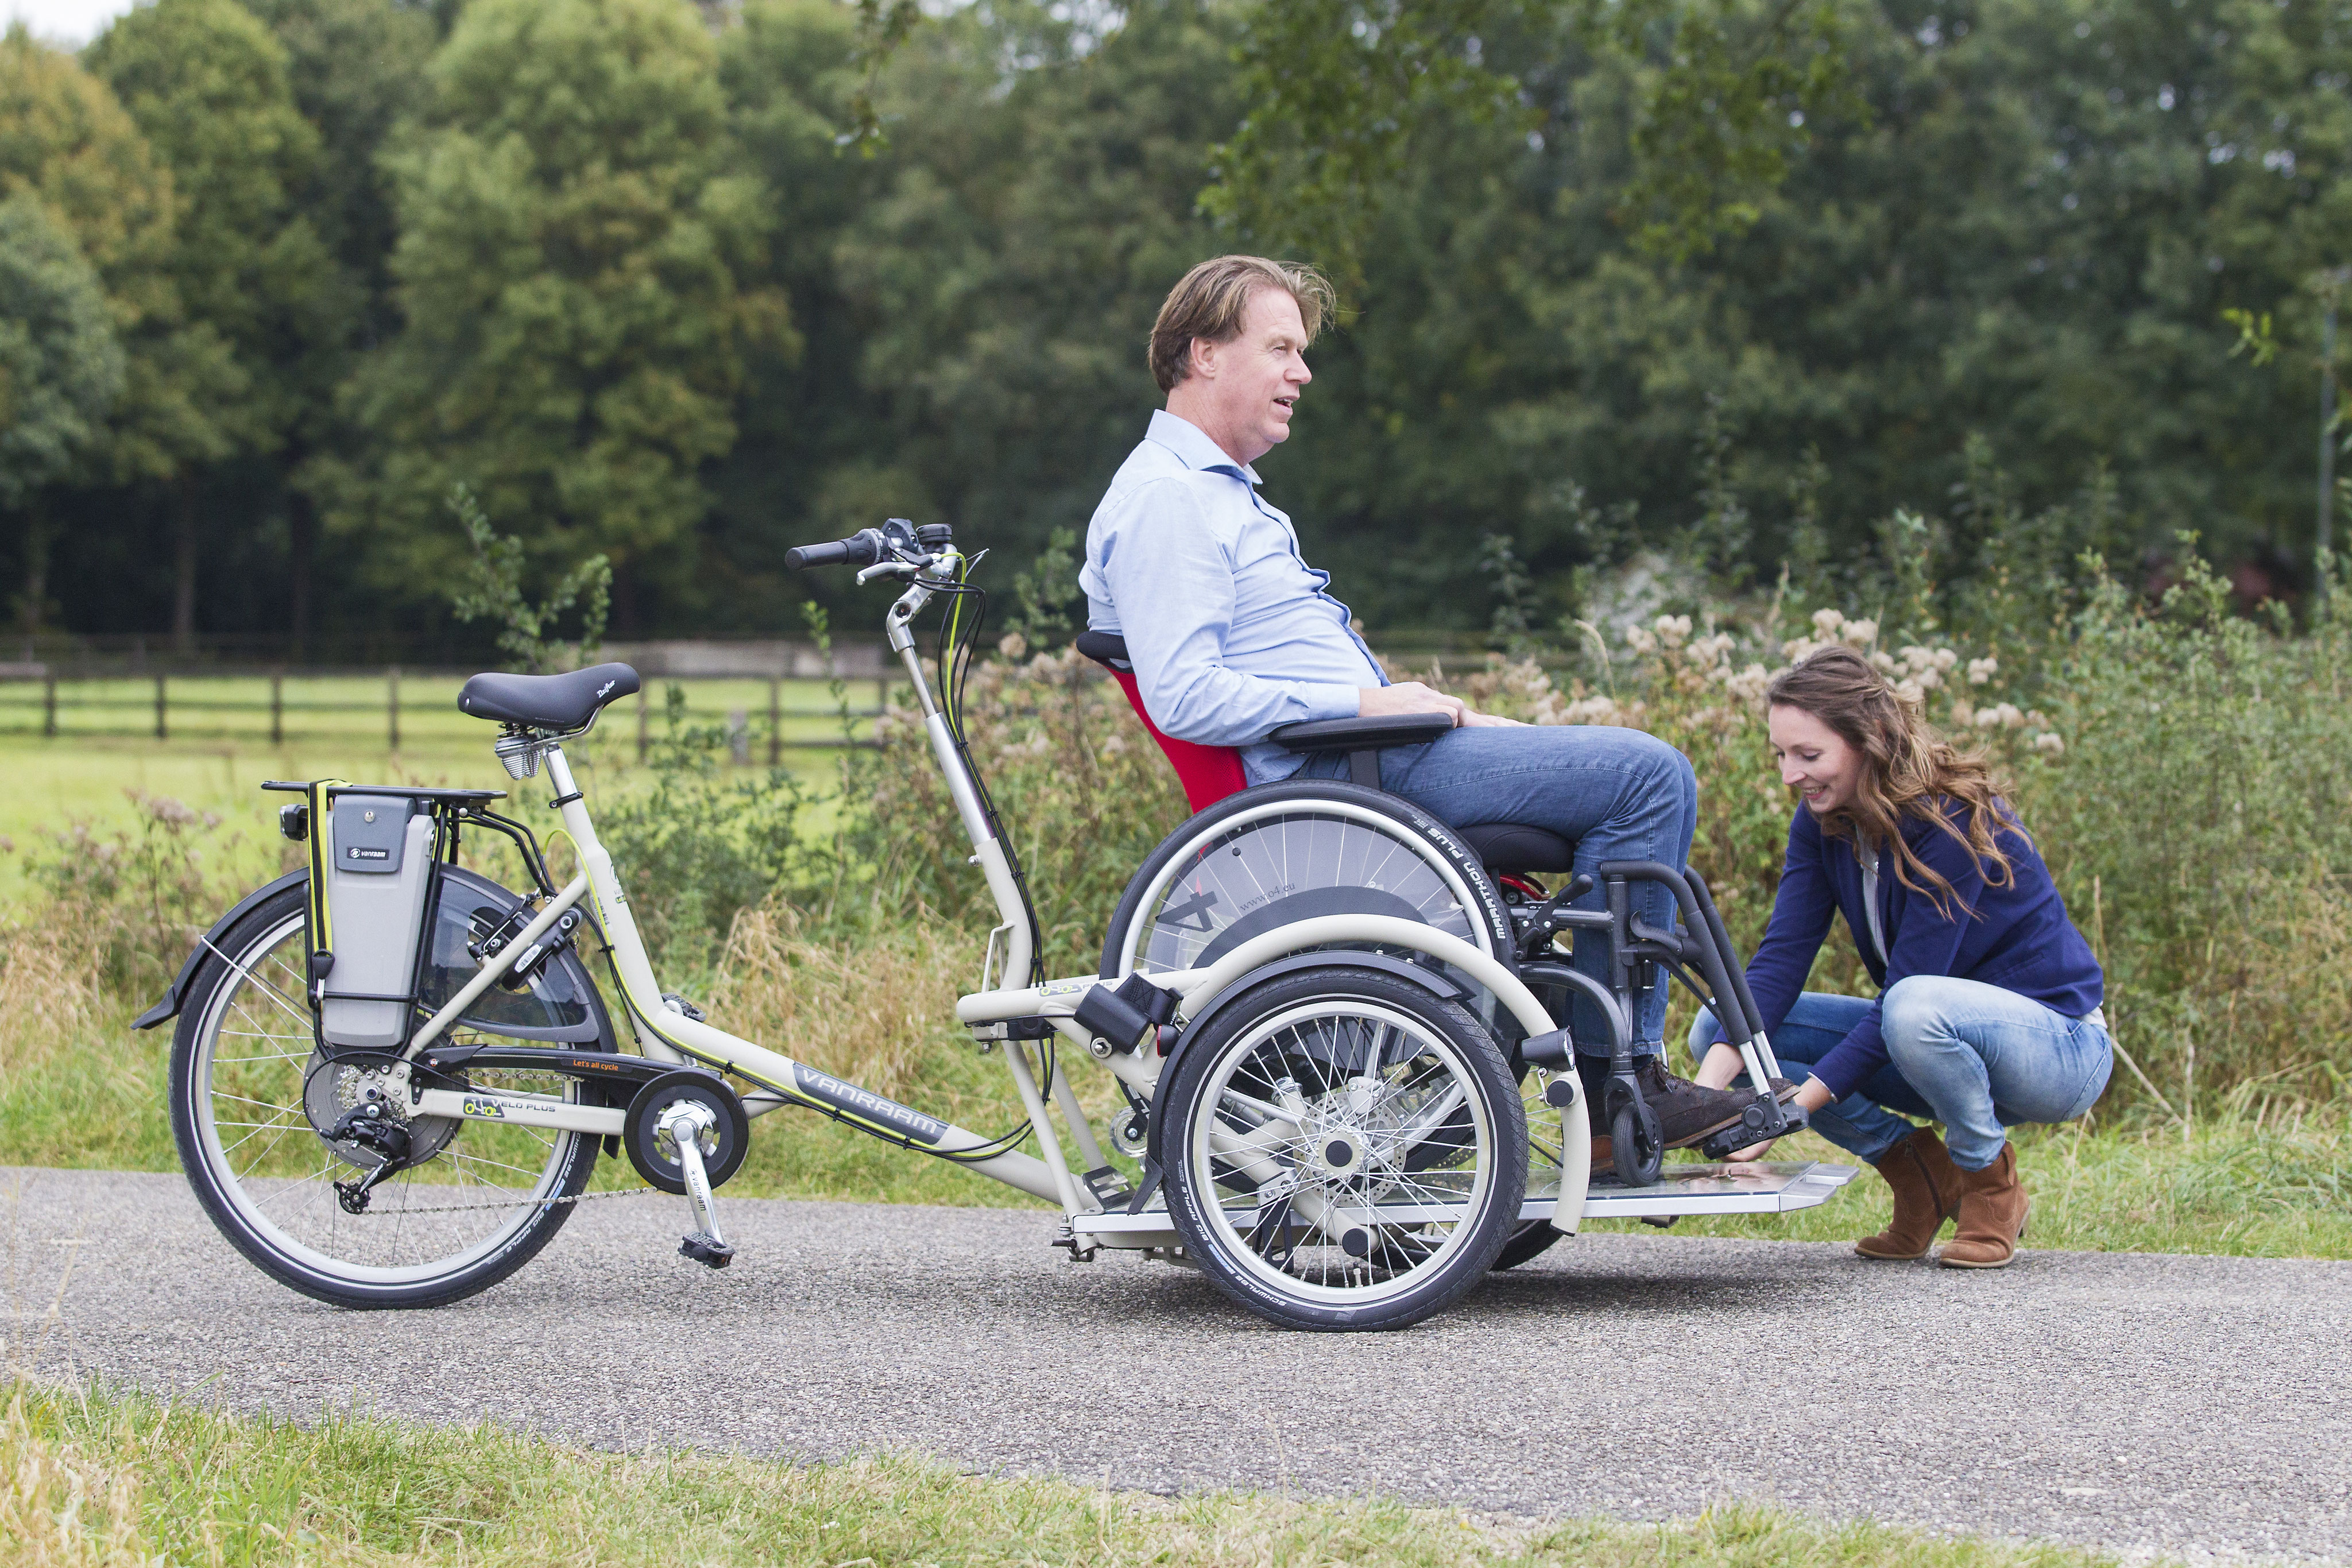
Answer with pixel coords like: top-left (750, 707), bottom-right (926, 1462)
top-left (0, 674), bottom-right (876, 904)
top-left (0, 1383), bottom-right (2145, 1568)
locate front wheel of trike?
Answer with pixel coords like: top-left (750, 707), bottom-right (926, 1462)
top-left (1161, 967), bottom-right (1528, 1331)
top-left (167, 881), bottom-right (609, 1310)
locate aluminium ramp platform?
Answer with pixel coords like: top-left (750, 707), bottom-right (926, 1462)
top-left (1070, 1159), bottom-right (1862, 1250)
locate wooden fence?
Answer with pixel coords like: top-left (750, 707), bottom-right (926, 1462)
top-left (0, 669), bottom-right (892, 762)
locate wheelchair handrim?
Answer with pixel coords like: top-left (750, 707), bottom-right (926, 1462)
top-left (1115, 797), bottom-right (1499, 978)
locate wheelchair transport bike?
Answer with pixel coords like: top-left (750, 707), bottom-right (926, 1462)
top-left (141, 518), bottom-right (1855, 1331)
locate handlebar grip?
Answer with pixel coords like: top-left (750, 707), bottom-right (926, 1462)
top-left (786, 529), bottom-right (884, 571)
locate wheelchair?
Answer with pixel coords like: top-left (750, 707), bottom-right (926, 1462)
top-left (1073, 631), bottom-right (1825, 1250)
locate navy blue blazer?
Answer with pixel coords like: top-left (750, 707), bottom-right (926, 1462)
top-left (1722, 801), bottom-right (2104, 1099)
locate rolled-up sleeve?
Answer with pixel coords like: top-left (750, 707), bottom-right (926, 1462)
top-left (1097, 478), bottom-right (1361, 746)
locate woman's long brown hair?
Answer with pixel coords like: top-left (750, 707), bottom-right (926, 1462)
top-left (1765, 645), bottom-right (2016, 916)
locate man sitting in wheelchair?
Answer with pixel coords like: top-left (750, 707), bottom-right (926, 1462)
top-left (1082, 253), bottom-right (1767, 1158)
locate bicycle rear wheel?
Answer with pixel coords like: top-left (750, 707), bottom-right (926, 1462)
top-left (167, 879), bottom-right (612, 1308)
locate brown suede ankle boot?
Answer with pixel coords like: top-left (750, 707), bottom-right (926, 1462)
top-left (1939, 1143), bottom-right (2029, 1268)
top-left (1854, 1127), bottom-right (1963, 1260)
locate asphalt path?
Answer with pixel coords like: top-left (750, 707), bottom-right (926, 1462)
top-left (7, 1166), bottom-right (2345, 1563)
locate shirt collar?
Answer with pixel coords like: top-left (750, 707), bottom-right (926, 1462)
top-left (1147, 409), bottom-right (1260, 486)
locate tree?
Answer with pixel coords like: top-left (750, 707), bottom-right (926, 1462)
top-left (0, 189), bottom-right (123, 633)
top-left (234, 0), bottom-right (436, 653)
top-left (0, 25), bottom-right (237, 640)
top-left (86, 0), bottom-right (330, 653)
top-left (334, 0), bottom-right (790, 630)
top-left (1225, 0), bottom-right (2347, 626)
top-left (815, 0), bottom-right (1240, 583)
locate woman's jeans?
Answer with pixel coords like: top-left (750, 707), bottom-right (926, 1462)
top-left (1688, 978), bottom-right (2113, 1170)
top-left (1300, 724), bottom-right (1699, 1051)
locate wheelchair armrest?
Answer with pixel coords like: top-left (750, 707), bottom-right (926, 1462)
top-left (1267, 713), bottom-right (1454, 753)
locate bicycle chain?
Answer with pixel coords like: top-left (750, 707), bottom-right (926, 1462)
top-left (349, 1183), bottom-right (659, 1217)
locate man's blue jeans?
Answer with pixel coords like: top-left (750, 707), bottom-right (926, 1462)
top-left (1688, 978), bottom-right (2114, 1170)
top-left (1300, 725), bottom-right (1698, 1051)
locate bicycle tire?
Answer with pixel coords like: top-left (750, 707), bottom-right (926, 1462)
top-left (167, 877), bottom-right (613, 1309)
top-left (1161, 966), bottom-right (1527, 1331)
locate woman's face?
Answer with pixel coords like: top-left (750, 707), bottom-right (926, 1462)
top-left (1769, 704), bottom-right (1861, 816)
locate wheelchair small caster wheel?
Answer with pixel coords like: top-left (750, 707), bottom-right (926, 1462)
top-left (1611, 1098), bottom-right (1664, 1187)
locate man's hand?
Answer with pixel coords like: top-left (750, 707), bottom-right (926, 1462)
top-left (1358, 683), bottom-right (1524, 727)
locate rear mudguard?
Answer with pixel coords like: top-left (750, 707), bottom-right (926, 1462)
top-left (132, 870), bottom-right (307, 1031)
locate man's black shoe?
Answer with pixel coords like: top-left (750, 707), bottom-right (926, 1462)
top-left (1633, 1056), bottom-right (1759, 1151)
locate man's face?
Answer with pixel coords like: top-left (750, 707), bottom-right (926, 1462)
top-left (1186, 287), bottom-right (1312, 466)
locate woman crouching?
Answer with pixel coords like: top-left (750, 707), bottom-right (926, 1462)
top-left (1691, 645), bottom-right (2112, 1268)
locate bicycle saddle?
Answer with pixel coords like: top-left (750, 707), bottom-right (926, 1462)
top-left (458, 662), bottom-right (641, 731)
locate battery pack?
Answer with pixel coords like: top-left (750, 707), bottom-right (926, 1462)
top-left (319, 795), bottom-right (436, 1047)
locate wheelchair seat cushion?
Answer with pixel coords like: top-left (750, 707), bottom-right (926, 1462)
top-left (1457, 821), bottom-right (1576, 873)
top-left (458, 663), bottom-right (641, 731)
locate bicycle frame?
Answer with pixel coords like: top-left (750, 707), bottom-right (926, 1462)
top-left (382, 561), bottom-right (1596, 1237)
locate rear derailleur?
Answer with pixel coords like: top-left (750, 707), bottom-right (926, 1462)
top-left (328, 1105), bottom-right (413, 1213)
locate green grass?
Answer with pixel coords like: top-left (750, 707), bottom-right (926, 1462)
top-left (0, 675), bottom-right (873, 904)
top-left (0, 1382), bottom-right (2144, 1567)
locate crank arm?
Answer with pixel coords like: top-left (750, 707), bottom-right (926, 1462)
top-left (668, 1108), bottom-right (733, 1267)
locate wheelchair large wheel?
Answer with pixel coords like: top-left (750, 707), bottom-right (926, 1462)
top-left (1161, 966), bottom-right (1527, 1331)
top-left (167, 873), bottom-right (616, 1309)
top-left (1100, 780), bottom-right (1514, 981)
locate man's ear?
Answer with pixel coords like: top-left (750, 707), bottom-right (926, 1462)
top-left (1186, 333), bottom-right (1221, 382)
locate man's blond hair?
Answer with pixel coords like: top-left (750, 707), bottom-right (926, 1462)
top-left (1148, 255), bottom-right (1336, 393)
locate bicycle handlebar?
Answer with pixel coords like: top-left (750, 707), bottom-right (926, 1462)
top-left (785, 529), bottom-right (887, 571)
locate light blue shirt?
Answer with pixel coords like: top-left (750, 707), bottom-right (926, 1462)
top-left (1081, 410), bottom-right (1384, 784)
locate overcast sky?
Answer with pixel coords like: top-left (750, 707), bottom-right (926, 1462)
top-left (5, 0), bottom-right (134, 47)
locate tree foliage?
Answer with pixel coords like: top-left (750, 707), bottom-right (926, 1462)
top-left (0, 189), bottom-right (122, 507)
top-left (5, 0), bottom-right (2350, 652)
top-left (85, 0), bottom-right (328, 460)
top-left (330, 0), bottom-right (792, 625)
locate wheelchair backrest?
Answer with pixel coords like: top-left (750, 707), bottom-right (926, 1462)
top-left (1075, 630), bottom-right (1247, 812)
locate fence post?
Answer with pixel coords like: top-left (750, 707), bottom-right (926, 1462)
top-left (42, 675), bottom-right (56, 738)
top-left (387, 665), bottom-right (400, 751)
top-left (154, 674), bottom-right (167, 740)
top-left (768, 675), bottom-right (782, 766)
top-left (636, 684), bottom-right (648, 764)
top-left (269, 671), bottom-right (283, 746)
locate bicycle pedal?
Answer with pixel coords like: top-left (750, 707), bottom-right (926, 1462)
top-left (1639, 1215), bottom-right (1680, 1229)
top-left (679, 1232), bottom-right (734, 1268)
